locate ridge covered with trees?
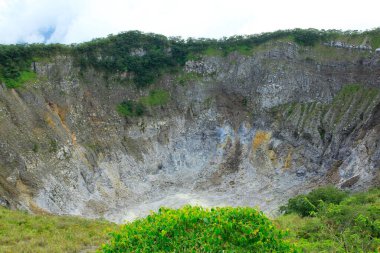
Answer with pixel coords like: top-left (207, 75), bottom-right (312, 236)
top-left (1, 28), bottom-right (380, 88)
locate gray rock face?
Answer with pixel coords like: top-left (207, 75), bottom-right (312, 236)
top-left (0, 42), bottom-right (379, 222)
top-left (323, 41), bottom-right (372, 50)
top-left (185, 60), bottom-right (216, 75)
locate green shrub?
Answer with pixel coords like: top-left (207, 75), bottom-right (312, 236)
top-left (280, 186), bottom-right (348, 216)
top-left (116, 100), bottom-right (145, 117)
top-left (292, 29), bottom-right (324, 46)
top-left (307, 186), bottom-right (348, 205)
top-left (175, 71), bottom-right (201, 86)
top-left (281, 195), bottom-right (317, 217)
top-left (364, 28), bottom-right (380, 48)
top-left (49, 139), bottom-right (58, 153)
top-left (32, 142), bottom-right (39, 153)
top-left (0, 43), bottom-right (69, 88)
top-left (4, 70), bottom-right (36, 88)
top-left (117, 89), bottom-right (170, 118)
top-left (101, 205), bottom-right (298, 252)
top-left (140, 89), bottom-right (170, 106)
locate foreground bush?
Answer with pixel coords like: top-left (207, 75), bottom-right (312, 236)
top-left (101, 206), bottom-right (297, 252)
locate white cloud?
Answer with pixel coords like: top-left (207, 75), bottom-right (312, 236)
top-left (0, 0), bottom-right (379, 44)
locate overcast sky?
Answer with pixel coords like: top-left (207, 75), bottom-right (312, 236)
top-left (0, 0), bottom-right (379, 44)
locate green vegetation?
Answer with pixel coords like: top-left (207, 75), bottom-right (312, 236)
top-left (370, 34), bottom-right (380, 49)
top-left (4, 70), bottom-right (37, 88)
top-left (331, 84), bottom-right (380, 125)
top-left (335, 84), bottom-right (362, 100)
top-left (140, 89), bottom-right (170, 106)
top-left (32, 142), bottom-right (40, 153)
top-left (49, 139), bottom-right (58, 153)
top-left (280, 186), bottom-right (348, 217)
top-left (317, 127), bottom-right (326, 140)
top-left (277, 187), bottom-right (380, 252)
top-left (116, 100), bottom-right (145, 117)
top-left (272, 84), bottom-right (380, 136)
top-left (242, 97), bottom-right (248, 107)
top-left (0, 43), bottom-right (69, 88)
top-left (175, 71), bottom-right (201, 86)
top-left (101, 205), bottom-right (297, 252)
top-left (75, 31), bottom-right (180, 87)
top-left (117, 89), bottom-right (170, 118)
top-left (1, 28), bottom-right (379, 88)
top-left (203, 47), bottom-right (224, 57)
top-left (292, 29), bottom-right (325, 46)
top-left (304, 44), bottom-right (371, 62)
top-left (0, 207), bottom-right (117, 253)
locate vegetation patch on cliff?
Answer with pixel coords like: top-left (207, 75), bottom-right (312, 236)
top-left (116, 100), bottom-right (145, 117)
top-left (140, 89), bottom-right (170, 106)
top-left (0, 44), bottom-right (68, 88)
top-left (3, 70), bottom-right (36, 88)
top-left (271, 84), bottom-right (380, 141)
top-left (117, 89), bottom-right (170, 118)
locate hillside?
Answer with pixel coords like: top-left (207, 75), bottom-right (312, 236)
top-left (0, 29), bottom-right (379, 222)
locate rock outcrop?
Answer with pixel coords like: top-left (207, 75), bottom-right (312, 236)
top-left (323, 41), bottom-right (372, 50)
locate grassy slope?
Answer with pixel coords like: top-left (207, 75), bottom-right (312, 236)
top-left (0, 208), bottom-right (118, 253)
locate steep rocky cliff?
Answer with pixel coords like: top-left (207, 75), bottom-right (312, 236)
top-left (0, 36), bottom-right (379, 222)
